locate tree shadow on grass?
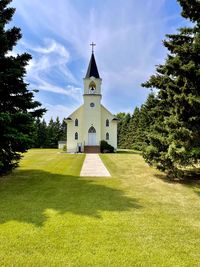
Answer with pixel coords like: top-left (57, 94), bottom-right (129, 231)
top-left (0, 170), bottom-right (141, 227)
top-left (154, 170), bottom-right (200, 185)
top-left (195, 190), bottom-right (200, 197)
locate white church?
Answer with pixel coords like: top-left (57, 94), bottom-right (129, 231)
top-left (65, 45), bottom-right (117, 153)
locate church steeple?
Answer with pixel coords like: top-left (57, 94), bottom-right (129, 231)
top-left (84, 43), bottom-right (102, 96)
top-left (85, 53), bottom-right (100, 79)
top-left (85, 42), bottom-right (100, 79)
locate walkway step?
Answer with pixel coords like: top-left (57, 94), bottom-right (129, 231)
top-left (80, 154), bottom-right (111, 177)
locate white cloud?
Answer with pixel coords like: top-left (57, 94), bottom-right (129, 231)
top-left (25, 39), bottom-right (70, 59)
top-left (6, 50), bottom-right (18, 57)
top-left (32, 77), bottom-right (82, 102)
top-left (24, 39), bottom-right (76, 83)
top-left (19, 39), bottom-right (82, 102)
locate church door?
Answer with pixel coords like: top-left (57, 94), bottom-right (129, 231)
top-left (88, 126), bottom-right (96, 146)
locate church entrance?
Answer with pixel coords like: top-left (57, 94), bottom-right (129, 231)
top-left (88, 126), bottom-right (96, 145)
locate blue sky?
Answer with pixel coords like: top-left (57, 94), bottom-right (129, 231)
top-left (10, 0), bottom-right (187, 121)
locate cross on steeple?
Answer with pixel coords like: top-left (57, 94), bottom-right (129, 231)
top-left (90, 42), bottom-right (96, 53)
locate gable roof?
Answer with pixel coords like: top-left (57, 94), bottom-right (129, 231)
top-left (101, 104), bottom-right (118, 120)
top-left (85, 53), bottom-right (100, 79)
top-left (65, 105), bottom-right (83, 120)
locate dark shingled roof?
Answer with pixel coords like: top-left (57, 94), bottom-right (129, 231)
top-left (85, 53), bottom-right (100, 78)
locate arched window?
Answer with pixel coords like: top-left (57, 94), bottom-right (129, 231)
top-left (89, 81), bottom-right (96, 94)
top-left (75, 132), bottom-right (78, 140)
top-left (88, 126), bottom-right (96, 133)
top-left (75, 118), bottom-right (78, 126)
top-left (106, 132), bottom-right (109, 140)
top-left (106, 119), bottom-right (109, 127)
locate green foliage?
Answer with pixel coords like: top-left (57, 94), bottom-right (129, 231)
top-left (100, 140), bottom-right (114, 153)
top-left (0, 0), bottom-right (46, 174)
top-left (142, 0), bottom-right (200, 178)
top-left (116, 93), bottom-right (158, 151)
top-left (33, 117), bottom-right (67, 148)
top-left (117, 112), bottom-right (131, 148)
top-left (33, 119), bottom-right (48, 148)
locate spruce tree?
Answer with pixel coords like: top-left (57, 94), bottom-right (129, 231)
top-left (127, 107), bottom-right (141, 150)
top-left (46, 117), bottom-right (62, 148)
top-left (117, 113), bottom-right (131, 148)
top-left (138, 93), bottom-right (159, 150)
top-left (0, 0), bottom-right (45, 174)
top-left (60, 119), bottom-right (67, 141)
top-left (142, 0), bottom-right (200, 178)
top-left (33, 119), bottom-right (48, 148)
top-left (116, 112), bottom-right (126, 148)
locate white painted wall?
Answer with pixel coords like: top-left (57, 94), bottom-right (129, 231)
top-left (101, 105), bottom-right (117, 149)
top-left (66, 105), bottom-right (83, 153)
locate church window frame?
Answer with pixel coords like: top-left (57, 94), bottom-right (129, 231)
top-left (88, 126), bottom-right (96, 133)
top-left (75, 118), bottom-right (78, 126)
top-left (90, 102), bottom-right (95, 108)
top-left (106, 119), bottom-right (109, 127)
top-left (75, 132), bottom-right (78, 140)
top-left (106, 132), bottom-right (109, 140)
top-left (89, 81), bottom-right (96, 94)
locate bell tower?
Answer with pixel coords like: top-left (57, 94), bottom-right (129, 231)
top-left (83, 43), bottom-right (102, 150)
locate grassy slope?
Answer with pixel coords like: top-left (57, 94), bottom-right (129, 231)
top-left (0, 149), bottom-right (199, 266)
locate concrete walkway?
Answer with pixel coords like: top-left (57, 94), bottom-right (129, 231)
top-left (80, 154), bottom-right (111, 177)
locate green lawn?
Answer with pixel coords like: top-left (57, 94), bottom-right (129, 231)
top-left (0, 149), bottom-right (200, 266)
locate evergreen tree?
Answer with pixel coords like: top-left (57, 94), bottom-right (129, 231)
top-left (127, 107), bottom-right (141, 150)
top-left (138, 93), bottom-right (159, 150)
top-left (54, 116), bottom-right (63, 143)
top-left (117, 113), bottom-right (131, 148)
top-left (142, 0), bottom-right (200, 178)
top-left (116, 112), bottom-right (126, 148)
top-left (46, 117), bottom-right (62, 148)
top-left (46, 118), bottom-right (56, 148)
top-left (33, 119), bottom-right (48, 148)
top-left (32, 117), bottom-right (67, 148)
top-left (60, 119), bottom-right (67, 141)
top-left (0, 0), bottom-right (45, 174)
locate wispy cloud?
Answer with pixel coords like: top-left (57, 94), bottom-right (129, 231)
top-left (18, 39), bottom-right (82, 102)
top-left (24, 39), bottom-right (77, 83)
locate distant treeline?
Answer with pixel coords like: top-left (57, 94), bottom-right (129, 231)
top-left (33, 117), bottom-right (67, 148)
top-left (117, 93), bottom-right (157, 151)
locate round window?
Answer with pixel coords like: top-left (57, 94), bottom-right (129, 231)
top-left (90, 103), bottom-right (95, 107)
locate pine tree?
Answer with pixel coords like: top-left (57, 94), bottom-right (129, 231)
top-left (142, 0), bottom-right (200, 178)
top-left (116, 113), bottom-right (126, 148)
top-left (60, 119), bottom-right (67, 141)
top-left (46, 117), bottom-right (62, 148)
top-left (117, 113), bottom-right (131, 148)
top-left (138, 93), bottom-right (159, 150)
top-left (54, 116), bottom-right (63, 144)
top-left (33, 119), bottom-right (48, 148)
top-left (33, 117), bottom-right (66, 148)
top-left (0, 0), bottom-right (46, 174)
top-left (127, 107), bottom-right (141, 150)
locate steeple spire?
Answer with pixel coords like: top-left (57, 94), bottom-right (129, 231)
top-left (85, 43), bottom-right (100, 79)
